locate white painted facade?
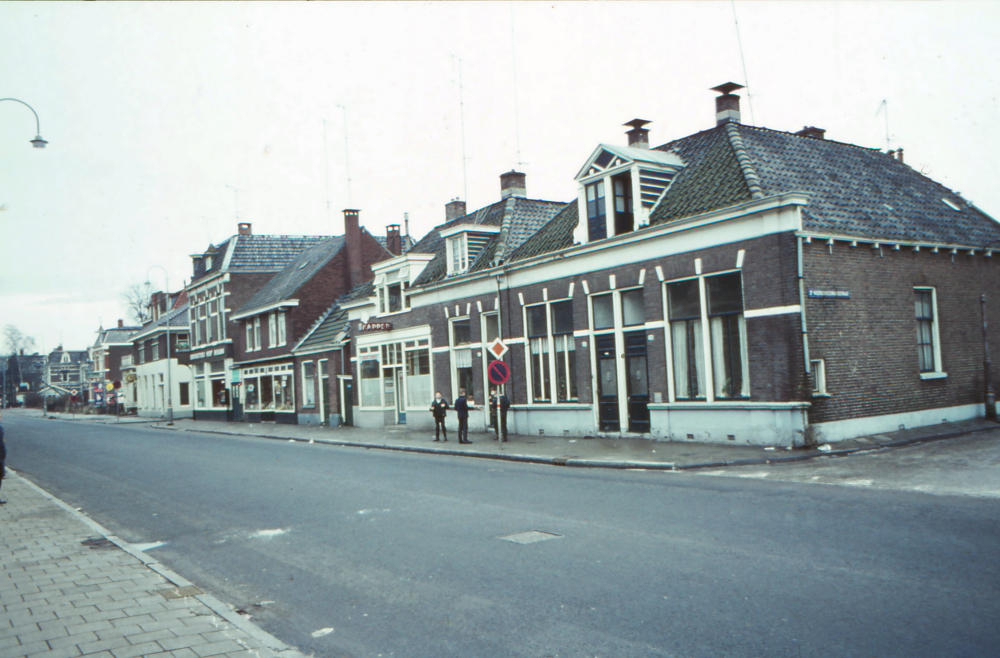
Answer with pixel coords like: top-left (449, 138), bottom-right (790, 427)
top-left (135, 359), bottom-right (193, 419)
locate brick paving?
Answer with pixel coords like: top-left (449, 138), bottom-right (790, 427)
top-left (0, 472), bottom-right (306, 658)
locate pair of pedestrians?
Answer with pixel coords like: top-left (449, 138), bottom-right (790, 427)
top-left (430, 389), bottom-right (475, 444)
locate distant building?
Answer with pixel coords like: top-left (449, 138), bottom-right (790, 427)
top-left (127, 289), bottom-right (191, 419)
top-left (89, 320), bottom-right (142, 408)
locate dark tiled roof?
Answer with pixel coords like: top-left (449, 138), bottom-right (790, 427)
top-left (649, 123), bottom-right (1000, 246)
top-left (293, 304), bottom-right (349, 353)
top-left (341, 280), bottom-right (376, 304)
top-left (94, 327), bottom-right (142, 346)
top-left (133, 305), bottom-right (190, 341)
top-left (509, 202), bottom-right (579, 262)
top-left (411, 197), bottom-right (566, 286)
top-left (235, 237), bottom-right (346, 317)
top-left (229, 234), bottom-right (332, 271)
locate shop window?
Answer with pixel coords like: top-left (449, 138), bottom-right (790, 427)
top-left (406, 347), bottom-right (432, 407)
top-left (245, 377), bottom-right (260, 410)
top-left (360, 356), bottom-right (381, 407)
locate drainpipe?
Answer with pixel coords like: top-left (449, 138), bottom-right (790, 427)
top-left (797, 236), bottom-right (812, 376)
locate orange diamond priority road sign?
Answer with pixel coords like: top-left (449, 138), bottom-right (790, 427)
top-left (488, 337), bottom-right (508, 359)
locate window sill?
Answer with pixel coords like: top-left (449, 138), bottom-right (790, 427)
top-left (920, 371), bottom-right (947, 380)
top-left (301, 405), bottom-right (316, 409)
top-left (811, 392), bottom-right (832, 398)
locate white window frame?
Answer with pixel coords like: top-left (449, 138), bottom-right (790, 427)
top-left (252, 317), bottom-right (261, 351)
top-left (449, 317), bottom-right (473, 400)
top-left (447, 235), bottom-right (468, 275)
top-left (523, 299), bottom-right (578, 404)
top-left (268, 313), bottom-right (277, 348)
top-left (277, 311), bottom-right (287, 346)
top-left (246, 321), bottom-right (254, 353)
top-left (810, 358), bottom-right (829, 396)
top-left (915, 286), bottom-right (946, 379)
top-left (302, 361), bottom-right (316, 408)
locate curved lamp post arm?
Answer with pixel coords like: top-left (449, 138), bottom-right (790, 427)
top-left (0, 98), bottom-right (48, 147)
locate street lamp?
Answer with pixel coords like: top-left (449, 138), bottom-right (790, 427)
top-left (146, 266), bottom-right (174, 425)
top-left (0, 98), bottom-right (48, 148)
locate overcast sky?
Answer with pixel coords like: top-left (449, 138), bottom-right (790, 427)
top-left (3, 1), bottom-right (1000, 354)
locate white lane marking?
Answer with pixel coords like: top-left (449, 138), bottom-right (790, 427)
top-left (311, 627), bottom-right (334, 637)
top-left (249, 528), bottom-right (289, 539)
top-left (132, 541), bottom-right (167, 552)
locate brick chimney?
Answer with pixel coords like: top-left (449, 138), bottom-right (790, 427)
top-left (238, 222), bottom-right (252, 236)
top-left (344, 209), bottom-right (363, 288)
top-left (500, 171), bottom-right (526, 199)
top-left (712, 82), bottom-right (744, 125)
top-left (117, 319), bottom-right (124, 329)
top-left (386, 224), bottom-right (402, 256)
top-left (624, 119), bottom-right (651, 149)
top-left (795, 126), bottom-right (826, 140)
top-left (446, 199), bottom-right (467, 222)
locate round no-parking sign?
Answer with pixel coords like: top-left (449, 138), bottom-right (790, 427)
top-left (488, 360), bottom-right (510, 386)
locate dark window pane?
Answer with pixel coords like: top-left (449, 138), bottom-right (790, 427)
top-left (707, 273), bottom-right (744, 315)
top-left (527, 305), bottom-right (548, 337)
top-left (594, 150), bottom-right (614, 168)
top-left (592, 294), bottom-right (614, 330)
top-left (388, 283), bottom-right (402, 313)
top-left (452, 320), bottom-right (472, 345)
top-left (551, 300), bottom-right (573, 334)
top-left (622, 289), bottom-right (644, 326)
top-left (668, 279), bottom-right (701, 319)
top-left (484, 313), bottom-right (500, 342)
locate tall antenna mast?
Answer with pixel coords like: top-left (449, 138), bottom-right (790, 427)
top-left (451, 54), bottom-right (469, 203)
top-left (730, 0), bottom-right (756, 126)
top-left (322, 119), bottom-right (332, 230)
top-left (877, 100), bottom-right (891, 150)
top-left (509, 1), bottom-right (524, 167)
top-left (225, 184), bottom-right (241, 222)
top-left (336, 105), bottom-right (353, 207)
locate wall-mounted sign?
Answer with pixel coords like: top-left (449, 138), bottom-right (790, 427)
top-left (361, 322), bottom-right (393, 333)
top-left (808, 289), bottom-right (851, 299)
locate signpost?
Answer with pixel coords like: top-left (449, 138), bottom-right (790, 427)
top-left (487, 338), bottom-right (511, 442)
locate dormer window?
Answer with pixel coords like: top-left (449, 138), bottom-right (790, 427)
top-left (205, 255), bottom-right (213, 270)
top-left (440, 224), bottom-right (501, 276)
top-left (574, 124), bottom-right (685, 245)
top-left (449, 235), bottom-right (468, 273)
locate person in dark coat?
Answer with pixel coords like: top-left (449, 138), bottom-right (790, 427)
top-left (454, 388), bottom-right (472, 444)
top-left (497, 392), bottom-right (510, 442)
top-left (489, 388), bottom-right (499, 436)
top-left (0, 410), bottom-right (6, 504)
top-left (430, 392), bottom-right (449, 442)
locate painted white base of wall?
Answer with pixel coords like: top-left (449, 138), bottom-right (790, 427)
top-left (811, 403), bottom-right (982, 444)
top-left (297, 412), bottom-right (322, 426)
top-left (649, 404), bottom-right (810, 447)
top-left (137, 408), bottom-right (193, 420)
top-left (510, 405), bottom-right (594, 439)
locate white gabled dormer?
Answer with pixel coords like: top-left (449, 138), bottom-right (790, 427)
top-left (440, 223), bottom-right (501, 276)
top-left (572, 119), bottom-right (685, 245)
top-left (372, 252), bottom-right (435, 315)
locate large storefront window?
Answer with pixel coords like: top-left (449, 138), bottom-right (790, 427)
top-left (360, 348), bottom-right (381, 407)
top-left (241, 363), bottom-right (295, 411)
top-left (359, 337), bottom-right (433, 410)
top-left (405, 345), bottom-right (431, 407)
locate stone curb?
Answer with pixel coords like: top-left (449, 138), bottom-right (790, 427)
top-left (11, 471), bottom-right (310, 658)
top-left (44, 414), bottom-right (1000, 471)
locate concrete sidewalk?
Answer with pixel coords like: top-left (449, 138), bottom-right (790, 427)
top-left (0, 471), bottom-right (306, 658)
top-left (36, 408), bottom-right (1000, 470)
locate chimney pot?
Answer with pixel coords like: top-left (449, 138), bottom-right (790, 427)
top-left (446, 200), bottom-right (467, 222)
top-left (896, 147), bottom-right (904, 163)
top-left (500, 171), bottom-right (527, 199)
top-left (238, 222), bottom-right (252, 236)
top-left (711, 82), bottom-right (744, 126)
top-left (795, 126), bottom-right (826, 140)
top-left (624, 119), bottom-right (651, 149)
top-left (117, 319), bottom-right (124, 329)
top-left (344, 209), bottom-right (363, 288)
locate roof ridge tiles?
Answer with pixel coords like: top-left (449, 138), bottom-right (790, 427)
top-left (725, 123), bottom-right (765, 200)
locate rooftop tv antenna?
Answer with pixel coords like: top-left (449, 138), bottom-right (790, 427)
top-left (449, 54), bottom-right (470, 204)
top-left (509, 1), bottom-right (525, 167)
top-left (730, 0), bottom-right (756, 126)
top-left (876, 99), bottom-right (891, 150)
top-left (336, 105), bottom-right (353, 208)
top-left (322, 118), bottom-right (332, 230)
top-left (225, 184), bottom-right (241, 222)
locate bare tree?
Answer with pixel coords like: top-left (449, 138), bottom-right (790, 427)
top-left (120, 283), bottom-right (153, 325)
top-left (3, 325), bottom-right (35, 355)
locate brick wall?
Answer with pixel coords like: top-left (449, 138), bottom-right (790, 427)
top-left (804, 241), bottom-right (1000, 424)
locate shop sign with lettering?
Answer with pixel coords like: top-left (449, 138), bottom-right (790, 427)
top-left (361, 322), bottom-right (393, 333)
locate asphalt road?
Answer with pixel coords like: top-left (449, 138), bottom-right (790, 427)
top-left (5, 414), bottom-right (1000, 658)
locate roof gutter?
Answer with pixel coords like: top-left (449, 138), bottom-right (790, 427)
top-left (230, 299), bottom-right (300, 321)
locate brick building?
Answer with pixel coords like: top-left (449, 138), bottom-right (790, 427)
top-left (89, 320), bottom-right (141, 408)
top-left (229, 212), bottom-right (391, 424)
top-left (128, 294), bottom-right (192, 419)
top-left (337, 83), bottom-right (1000, 446)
